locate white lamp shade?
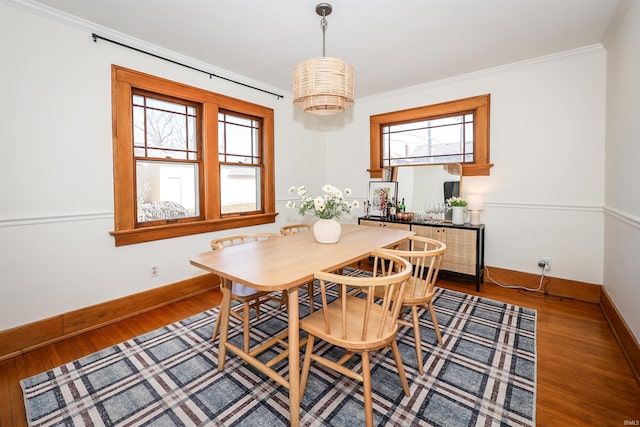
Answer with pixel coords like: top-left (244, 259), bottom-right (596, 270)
top-left (467, 194), bottom-right (484, 225)
top-left (467, 194), bottom-right (485, 211)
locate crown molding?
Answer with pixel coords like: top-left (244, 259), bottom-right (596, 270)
top-left (2, 0), bottom-right (284, 100)
top-left (361, 44), bottom-right (606, 103)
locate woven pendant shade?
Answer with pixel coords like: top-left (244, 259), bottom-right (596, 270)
top-left (293, 56), bottom-right (354, 115)
top-left (293, 3), bottom-right (354, 115)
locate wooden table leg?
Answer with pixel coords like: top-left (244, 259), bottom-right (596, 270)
top-left (218, 278), bottom-right (232, 371)
top-left (287, 287), bottom-right (300, 427)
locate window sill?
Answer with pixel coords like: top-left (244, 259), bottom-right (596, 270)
top-left (369, 163), bottom-right (493, 178)
top-left (462, 163), bottom-right (494, 176)
top-left (110, 213), bottom-right (278, 246)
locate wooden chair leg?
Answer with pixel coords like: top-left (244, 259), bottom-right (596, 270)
top-left (429, 302), bottom-right (444, 345)
top-left (243, 300), bottom-right (251, 352)
top-left (300, 335), bottom-right (315, 395)
top-left (254, 296), bottom-right (262, 320)
top-left (218, 283), bottom-right (232, 371)
top-left (391, 340), bottom-right (411, 396)
top-left (276, 290), bottom-right (289, 311)
top-left (361, 351), bottom-right (374, 427)
top-left (212, 310), bottom-right (221, 342)
top-left (307, 282), bottom-right (315, 313)
top-left (411, 306), bottom-right (424, 375)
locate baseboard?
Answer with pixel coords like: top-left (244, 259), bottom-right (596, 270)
top-left (485, 266), bottom-right (601, 303)
top-left (600, 288), bottom-right (640, 386)
top-left (4, 265), bottom-right (635, 387)
top-left (0, 273), bottom-right (218, 362)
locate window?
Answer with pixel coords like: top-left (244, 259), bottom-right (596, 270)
top-left (370, 94), bottom-right (492, 177)
top-left (111, 66), bottom-right (275, 246)
top-left (218, 111), bottom-right (262, 214)
top-left (382, 113), bottom-right (475, 166)
top-left (133, 91), bottom-right (200, 225)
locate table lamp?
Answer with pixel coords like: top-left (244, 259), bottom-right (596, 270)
top-left (467, 194), bottom-right (484, 225)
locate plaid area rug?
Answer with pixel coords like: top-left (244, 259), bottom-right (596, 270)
top-left (21, 271), bottom-right (537, 426)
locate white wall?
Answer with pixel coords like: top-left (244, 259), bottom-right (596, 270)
top-left (0, 2), bottom-right (323, 330)
top-left (603, 0), bottom-right (640, 342)
top-left (327, 47), bottom-right (606, 285)
top-left (0, 0), bottom-right (618, 335)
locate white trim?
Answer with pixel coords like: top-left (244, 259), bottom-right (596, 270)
top-left (604, 206), bottom-right (640, 229)
top-left (361, 44), bottom-right (605, 103)
top-left (0, 212), bottom-right (113, 227)
top-left (484, 202), bottom-right (602, 212)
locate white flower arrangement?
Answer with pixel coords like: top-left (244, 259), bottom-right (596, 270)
top-left (447, 196), bottom-right (468, 207)
top-left (287, 185), bottom-right (359, 220)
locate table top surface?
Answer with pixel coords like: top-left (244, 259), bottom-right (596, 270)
top-left (190, 224), bottom-right (414, 291)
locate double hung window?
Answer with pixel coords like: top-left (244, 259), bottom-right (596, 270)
top-left (111, 66), bottom-right (275, 246)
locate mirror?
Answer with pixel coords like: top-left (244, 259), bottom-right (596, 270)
top-left (387, 163), bottom-right (462, 215)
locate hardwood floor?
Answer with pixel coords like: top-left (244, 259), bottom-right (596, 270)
top-left (1, 276), bottom-right (639, 426)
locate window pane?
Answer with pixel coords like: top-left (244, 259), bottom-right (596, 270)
top-left (187, 116), bottom-right (196, 151)
top-left (146, 97), bottom-right (187, 114)
top-left (133, 92), bottom-right (198, 161)
top-left (219, 111), bottom-right (260, 164)
top-left (132, 94), bottom-right (144, 106)
top-left (136, 161), bottom-right (199, 223)
top-left (225, 123), bottom-right (254, 157)
top-left (225, 114), bottom-right (253, 126)
top-left (133, 106), bottom-right (145, 147)
top-left (222, 155), bottom-right (257, 163)
top-left (220, 165), bottom-right (261, 214)
top-left (145, 109), bottom-right (187, 150)
top-left (146, 148), bottom-right (188, 160)
top-left (382, 113), bottom-right (474, 165)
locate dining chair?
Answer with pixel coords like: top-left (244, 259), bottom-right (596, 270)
top-left (279, 223), bottom-right (316, 312)
top-left (377, 235), bottom-right (447, 374)
top-left (300, 250), bottom-right (413, 427)
top-left (210, 232), bottom-right (284, 353)
top-left (279, 223), bottom-right (313, 235)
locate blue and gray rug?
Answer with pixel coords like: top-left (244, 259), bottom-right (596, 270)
top-left (21, 274), bottom-right (536, 426)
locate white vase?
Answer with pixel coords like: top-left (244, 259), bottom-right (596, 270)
top-left (313, 219), bottom-right (342, 244)
top-left (451, 206), bottom-right (467, 225)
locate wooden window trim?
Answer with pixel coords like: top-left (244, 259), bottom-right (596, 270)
top-left (110, 65), bottom-right (276, 246)
top-left (369, 94), bottom-right (493, 178)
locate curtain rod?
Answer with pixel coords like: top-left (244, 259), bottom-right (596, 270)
top-left (91, 33), bottom-right (284, 99)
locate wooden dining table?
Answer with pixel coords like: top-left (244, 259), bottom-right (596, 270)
top-left (189, 223), bottom-right (414, 426)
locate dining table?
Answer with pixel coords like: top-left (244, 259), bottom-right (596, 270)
top-left (189, 223), bottom-right (414, 426)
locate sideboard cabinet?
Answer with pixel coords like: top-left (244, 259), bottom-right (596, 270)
top-left (358, 217), bottom-right (485, 291)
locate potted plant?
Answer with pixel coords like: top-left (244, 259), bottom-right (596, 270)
top-left (447, 196), bottom-right (468, 225)
top-left (287, 185), bottom-right (359, 243)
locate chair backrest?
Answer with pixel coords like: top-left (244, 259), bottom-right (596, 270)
top-left (280, 223), bottom-right (313, 235)
top-left (313, 250), bottom-right (412, 342)
top-left (378, 235), bottom-right (446, 301)
top-left (210, 232), bottom-right (282, 250)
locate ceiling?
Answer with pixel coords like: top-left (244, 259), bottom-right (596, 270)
top-left (31, 0), bottom-right (623, 98)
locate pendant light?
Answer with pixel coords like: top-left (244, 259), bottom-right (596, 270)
top-left (293, 3), bottom-right (354, 115)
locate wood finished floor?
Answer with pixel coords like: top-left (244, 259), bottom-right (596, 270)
top-left (1, 276), bottom-right (639, 426)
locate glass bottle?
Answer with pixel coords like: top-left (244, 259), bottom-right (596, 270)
top-left (389, 197), bottom-right (397, 219)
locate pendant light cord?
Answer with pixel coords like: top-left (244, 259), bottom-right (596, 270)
top-left (320, 12), bottom-right (327, 56)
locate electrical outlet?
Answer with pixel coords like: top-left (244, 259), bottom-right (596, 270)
top-left (150, 265), bottom-right (159, 277)
top-left (537, 257), bottom-right (551, 271)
